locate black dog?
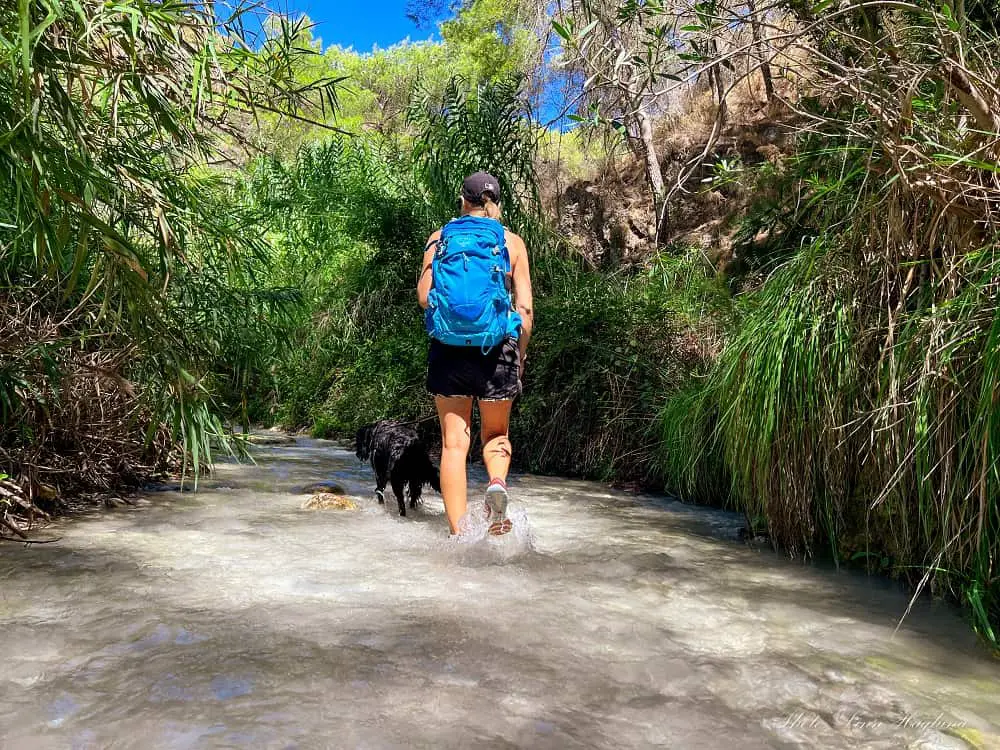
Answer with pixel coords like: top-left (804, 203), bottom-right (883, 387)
top-left (355, 420), bottom-right (440, 517)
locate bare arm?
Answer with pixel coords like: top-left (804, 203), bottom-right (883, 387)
top-left (507, 231), bottom-right (533, 364)
top-left (417, 230), bottom-right (441, 310)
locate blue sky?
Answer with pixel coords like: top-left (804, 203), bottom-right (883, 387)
top-left (277, 0), bottom-right (430, 51)
top-left (262, 0), bottom-right (571, 127)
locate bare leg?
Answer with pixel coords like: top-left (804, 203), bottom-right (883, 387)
top-left (435, 396), bottom-right (473, 534)
top-left (479, 399), bottom-right (513, 483)
top-left (479, 399), bottom-right (515, 535)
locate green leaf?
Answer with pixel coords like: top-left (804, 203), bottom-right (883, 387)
top-left (578, 19), bottom-right (599, 38)
top-left (18, 0), bottom-right (31, 86)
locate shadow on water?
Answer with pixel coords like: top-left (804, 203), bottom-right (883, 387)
top-left (0, 546), bottom-right (799, 749)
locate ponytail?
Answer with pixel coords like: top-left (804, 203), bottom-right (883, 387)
top-left (460, 194), bottom-right (503, 220)
top-left (482, 196), bottom-right (502, 220)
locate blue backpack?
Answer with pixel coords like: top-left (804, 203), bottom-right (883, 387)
top-left (425, 215), bottom-right (522, 349)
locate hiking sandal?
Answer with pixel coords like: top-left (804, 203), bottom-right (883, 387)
top-left (485, 478), bottom-right (511, 536)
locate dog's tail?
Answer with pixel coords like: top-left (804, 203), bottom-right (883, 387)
top-left (419, 449), bottom-right (441, 493)
top-left (397, 441), bottom-right (442, 492)
top-left (428, 461), bottom-right (441, 493)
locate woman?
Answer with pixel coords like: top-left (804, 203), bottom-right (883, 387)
top-left (417, 172), bottom-right (534, 536)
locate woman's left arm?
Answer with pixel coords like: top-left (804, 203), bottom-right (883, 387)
top-left (508, 232), bottom-right (533, 364)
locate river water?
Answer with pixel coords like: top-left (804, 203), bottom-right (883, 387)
top-left (0, 438), bottom-right (998, 749)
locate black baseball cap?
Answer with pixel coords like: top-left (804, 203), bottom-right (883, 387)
top-left (462, 172), bottom-right (501, 205)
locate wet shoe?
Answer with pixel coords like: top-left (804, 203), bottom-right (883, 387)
top-left (485, 478), bottom-right (512, 536)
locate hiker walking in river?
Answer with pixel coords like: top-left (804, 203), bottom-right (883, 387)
top-left (417, 172), bottom-right (534, 537)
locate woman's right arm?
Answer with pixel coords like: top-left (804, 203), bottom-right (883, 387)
top-left (417, 230), bottom-right (442, 310)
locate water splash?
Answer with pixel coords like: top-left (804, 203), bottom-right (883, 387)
top-left (446, 500), bottom-right (536, 565)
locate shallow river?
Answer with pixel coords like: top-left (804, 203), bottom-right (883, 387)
top-left (1, 439), bottom-right (998, 749)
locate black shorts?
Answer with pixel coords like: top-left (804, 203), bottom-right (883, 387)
top-left (427, 337), bottom-right (522, 401)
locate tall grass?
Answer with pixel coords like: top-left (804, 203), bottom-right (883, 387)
top-left (658, 0), bottom-right (1000, 643)
top-left (239, 138), bottom-right (432, 429)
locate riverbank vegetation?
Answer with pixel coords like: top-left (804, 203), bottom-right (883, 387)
top-left (0, 1), bottom-right (336, 526)
top-left (3, 0), bottom-right (998, 646)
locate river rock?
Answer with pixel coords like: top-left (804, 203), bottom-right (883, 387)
top-left (247, 432), bottom-right (296, 446)
top-left (299, 481), bottom-right (348, 495)
top-left (143, 481), bottom-right (193, 493)
top-left (103, 495), bottom-right (135, 508)
top-left (301, 493), bottom-right (358, 511)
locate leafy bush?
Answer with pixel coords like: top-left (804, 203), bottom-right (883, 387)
top-left (0, 2), bottom-right (336, 513)
top-left (243, 78), bottom-right (710, 486)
